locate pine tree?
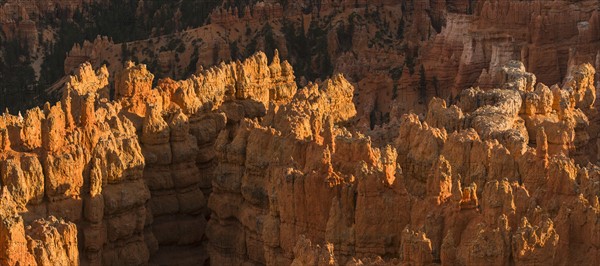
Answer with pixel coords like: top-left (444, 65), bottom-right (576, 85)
top-left (397, 17), bottom-right (405, 40)
top-left (419, 65), bottom-right (427, 103)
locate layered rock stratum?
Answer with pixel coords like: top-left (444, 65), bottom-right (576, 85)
top-left (0, 51), bottom-right (599, 265)
top-left (7, 0), bottom-right (600, 133)
top-left (47, 0), bottom-right (600, 130)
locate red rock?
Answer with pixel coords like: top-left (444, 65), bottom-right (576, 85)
top-left (2, 50), bottom-right (600, 265)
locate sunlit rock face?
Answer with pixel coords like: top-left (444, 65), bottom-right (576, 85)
top-left (1, 52), bottom-right (600, 266)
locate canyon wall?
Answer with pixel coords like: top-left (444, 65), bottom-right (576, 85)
top-left (1, 52), bottom-right (599, 265)
top-left (6, 0), bottom-right (600, 129)
top-left (207, 59), bottom-right (600, 265)
top-left (0, 0), bottom-right (97, 52)
top-left (0, 61), bottom-right (149, 265)
top-left (420, 0), bottom-right (600, 94)
top-left (53, 0), bottom-right (600, 129)
top-left (1, 0), bottom-right (600, 265)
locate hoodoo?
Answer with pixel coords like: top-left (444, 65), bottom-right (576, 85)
top-left (0, 0), bottom-right (600, 265)
top-left (0, 52), bottom-right (599, 265)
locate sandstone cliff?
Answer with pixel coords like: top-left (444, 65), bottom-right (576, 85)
top-left (51, 0), bottom-right (600, 134)
top-left (203, 55), bottom-right (599, 265)
top-left (7, 0), bottom-right (600, 136)
top-left (1, 52), bottom-right (600, 265)
top-left (1, 61), bottom-right (149, 265)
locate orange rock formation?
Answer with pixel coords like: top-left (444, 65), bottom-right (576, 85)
top-left (1, 52), bottom-right (599, 266)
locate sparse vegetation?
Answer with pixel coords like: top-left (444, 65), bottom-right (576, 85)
top-left (390, 66), bottom-right (403, 81)
top-left (336, 18), bottom-right (355, 53)
top-left (390, 66), bottom-right (403, 100)
top-left (397, 17), bottom-right (405, 39)
top-left (0, 40), bottom-right (36, 110)
top-left (0, 0), bottom-right (219, 111)
top-left (419, 65), bottom-right (427, 103)
top-left (185, 48), bottom-right (200, 78)
top-left (262, 23), bottom-right (277, 59)
top-left (212, 43), bottom-right (220, 65)
top-left (282, 19), bottom-right (333, 82)
top-left (121, 43), bottom-right (131, 62)
top-left (432, 75), bottom-right (439, 97)
top-left (230, 41), bottom-right (241, 60)
top-left (405, 53), bottom-right (415, 75)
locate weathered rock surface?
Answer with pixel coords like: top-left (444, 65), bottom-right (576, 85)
top-left (1, 54), bottom-right (600, 266)
top-left (1, 60), bottom-right (149, 265)
top-left (204, 58), bottom-right (600, 265)
top-left (39, 0), bottom-right (600, 133)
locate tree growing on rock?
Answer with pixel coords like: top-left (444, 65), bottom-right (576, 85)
top-left (419, 65), bottom-right (427, 104)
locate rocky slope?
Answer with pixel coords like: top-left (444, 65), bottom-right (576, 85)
top-left (49, 0), bottom-right (600, 130)
top-left (6, 0), bottom-right (600, 132)
top-left (0, 51), bottom-right (599, 265)
top-left (419, 0), bottom-right (600, 97)
top-left (209, 58), bottom-right (600, 265)
top-left (0, 0), bottom-right (220, 111)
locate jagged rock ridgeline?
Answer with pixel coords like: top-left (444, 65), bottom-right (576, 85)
top-left (0, 0), bottom-right (93, 54)
top-left (1, 58), bottom-right (149, 264)
top-left (0, 51), bottom-right (298, 265)
top-left (205, 56), bottom-right (599, 265)
top-left (7, 0), bottom-right (600, 136)
top-left (53, 0), bottom-right (600, 131)
top-left (1, 51), bottom-right (599, 266)
top-left (420, 0), bottom-right (600, 99)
